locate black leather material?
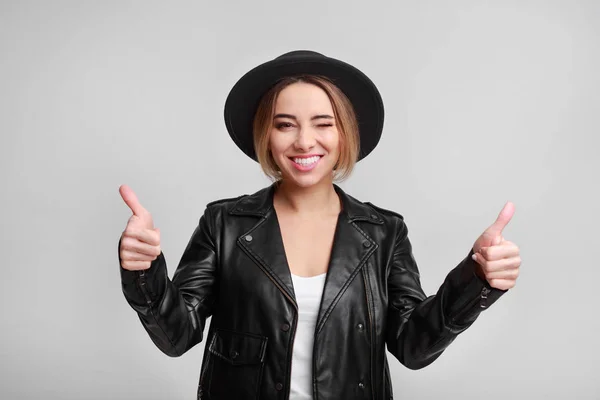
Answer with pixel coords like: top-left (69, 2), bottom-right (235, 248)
top-left (119, 183), bottom-right (507, 399)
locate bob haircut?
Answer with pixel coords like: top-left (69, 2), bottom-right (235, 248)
top-left (252, 75), bottom-right (360, 182)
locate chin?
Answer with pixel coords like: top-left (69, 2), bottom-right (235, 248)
top-left (282, 170), bottom-right (333, 188)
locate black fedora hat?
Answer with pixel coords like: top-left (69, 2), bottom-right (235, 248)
top-left (224, 50), bottom-right (384, 162)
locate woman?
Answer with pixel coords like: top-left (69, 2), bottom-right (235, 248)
top-left (118, 50), bottom-right (521, 400)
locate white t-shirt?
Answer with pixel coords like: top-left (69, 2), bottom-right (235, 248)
top-left (289, 272), bottom-right (327, 400)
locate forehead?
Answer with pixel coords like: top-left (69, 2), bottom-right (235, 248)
top-left (274, 82), bottom-right (333, 114)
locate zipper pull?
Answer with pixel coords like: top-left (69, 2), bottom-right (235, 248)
top-left (480, 287), bottom-right (491, 309)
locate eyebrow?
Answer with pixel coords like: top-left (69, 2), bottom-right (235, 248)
top-left (273, 113), bottom-right (334, 121)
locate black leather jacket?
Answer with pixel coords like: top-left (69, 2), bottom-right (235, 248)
top-left (118, 183), bottom-right (507, 399)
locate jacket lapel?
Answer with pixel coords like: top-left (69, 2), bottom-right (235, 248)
top-left (314, 185), bottom-right (382, 332)
top-left (314, 210), bottom-right (377, 333)
top-left (237, 206), bottom-right (297, 305)
top-left (233, 184), bottom-right (297, 305)
top-left (232, 183), bottom-right (384, 323)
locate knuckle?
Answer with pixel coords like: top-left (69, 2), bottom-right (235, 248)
top-left (484, 250), bottom-right (494, 261)
top-left (480, 260), bottom-right (490, 272)
top-left (125, 250), bottom-right (136, 261)
top-left (122, 232), bottom-right (138, 246)
top-left (130, 252), bottom-right (146, 261)
top-left (120, 236), bottom-right (131, 247)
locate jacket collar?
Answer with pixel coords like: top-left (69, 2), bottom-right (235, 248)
top-left (228, 182), bottom-right (384, 225)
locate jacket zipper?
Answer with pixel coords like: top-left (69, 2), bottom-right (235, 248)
top-left (362, 268), bottom-right (375, 399)
top-left (137, 270), bottom-right (153, 306)
top-left (450, 286), bottom-right (491, 326)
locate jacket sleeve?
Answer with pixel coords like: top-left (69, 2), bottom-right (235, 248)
top-left (118, 206), bottom-right (219, 357)
top-left (385, 217), bottom-right (507, 370)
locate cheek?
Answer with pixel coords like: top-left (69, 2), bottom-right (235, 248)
top-left (268, 133), bottom-right (288, 157)
top-left (325, 130), bottom-right (341, 151)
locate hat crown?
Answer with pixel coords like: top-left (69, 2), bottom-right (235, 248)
top-left (275, 50), bottom-right (325, 60)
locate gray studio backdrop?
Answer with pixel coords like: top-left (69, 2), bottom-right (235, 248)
top-left (1, 1), bottom-right (598, 399)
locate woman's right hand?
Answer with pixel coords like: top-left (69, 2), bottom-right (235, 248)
top-left (119, 184), bottom-right (161, 271)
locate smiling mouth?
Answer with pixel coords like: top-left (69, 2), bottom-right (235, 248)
top-left (290, 155), bottom-right (322, 166)
top-left (288, 155), bottom-right (323, 171)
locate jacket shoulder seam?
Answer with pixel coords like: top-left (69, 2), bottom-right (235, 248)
top-left (364, 201), bottom-right (405, 220)
top-left (205, 194), bottom-right (247, 209)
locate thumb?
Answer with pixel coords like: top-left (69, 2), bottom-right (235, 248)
top-left (119, 184), bottom-right (147, 217)
top-left (487, 201), bottom-right (515, 236)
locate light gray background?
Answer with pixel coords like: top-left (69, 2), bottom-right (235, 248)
top-left (1, 1), bottom-right (598, 399)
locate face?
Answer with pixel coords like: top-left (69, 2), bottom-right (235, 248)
top-left (269, 82), bottom-right (340, 188)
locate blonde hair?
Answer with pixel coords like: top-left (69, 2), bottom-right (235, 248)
top-left (252, 75), bottom-right (360, 182)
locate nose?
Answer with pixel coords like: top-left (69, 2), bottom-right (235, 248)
top-left (294, 126), bottom-right (316, 151)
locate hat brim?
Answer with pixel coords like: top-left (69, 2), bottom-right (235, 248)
top-left (224, 53), bottom-right (384, 162)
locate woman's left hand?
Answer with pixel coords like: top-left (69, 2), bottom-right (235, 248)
top-left (471, 202), bottom-right (521, 291)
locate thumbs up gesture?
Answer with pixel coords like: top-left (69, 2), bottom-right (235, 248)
top-left (119, 185), bottom-right (161, 271)
top-left (471, 202), bottom-right (521, 291)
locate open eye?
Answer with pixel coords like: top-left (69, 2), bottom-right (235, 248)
top-left (275, 122), bottom-right (294, 130)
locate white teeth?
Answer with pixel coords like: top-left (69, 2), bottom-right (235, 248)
top-left (293, 156), bottom-right (320, 165)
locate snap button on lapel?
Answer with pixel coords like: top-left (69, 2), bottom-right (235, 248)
top-left (244, 235), bottom-right (253, 242)
top-left (362, 240), bottom-right (371, 248)
top-left (370, 214), bottom-right (379, 220)
top-left (229, 350), bottom-right (239, 359)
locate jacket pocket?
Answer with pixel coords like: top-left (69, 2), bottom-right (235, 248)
top-left (205, 328), bottom-right (268, 400)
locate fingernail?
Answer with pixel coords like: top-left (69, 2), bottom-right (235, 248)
top-left (472, 254), bottom-right (477, 261)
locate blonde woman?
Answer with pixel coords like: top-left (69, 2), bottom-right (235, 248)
top-left (118, 50), bottom-right (521, 400)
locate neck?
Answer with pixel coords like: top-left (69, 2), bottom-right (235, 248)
top-left (273, 178), bottom-right (341, 216)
